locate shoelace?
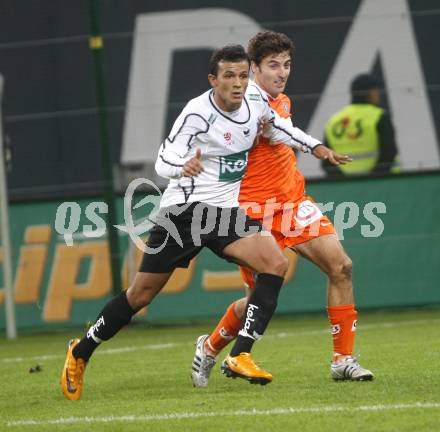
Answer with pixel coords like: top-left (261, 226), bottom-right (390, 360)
top-left (341, 356), bottom-right (362, 378)
top-left (198, 341), bottom-right (216, 370)
top-left (241, 354), bottom-right (263, 371)
top-left (346, 355), bottom-right (359, 365)
top-left (200, 356), bottom-right (216, 372)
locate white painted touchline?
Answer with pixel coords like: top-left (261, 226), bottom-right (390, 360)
top-left (0, 342), bottom-right (180, 363)
top-left (1, 317), bottom-right (439, 364)
top-left (96, 342), bottom-right (177, 354)
top-left (6, 402), bottom-right (440, 427)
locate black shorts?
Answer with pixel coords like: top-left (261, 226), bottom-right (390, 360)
top-left (139, 202), bottom-right (262, 273)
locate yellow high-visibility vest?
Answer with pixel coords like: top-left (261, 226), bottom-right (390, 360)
top-left (325, 104), bottom-right (383, 174)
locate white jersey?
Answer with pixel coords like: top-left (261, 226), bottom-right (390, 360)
top-left (155, 81), bottom-right (321, 208)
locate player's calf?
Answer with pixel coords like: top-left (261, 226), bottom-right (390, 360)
top-left (72, 291), bottom-right (136, 362)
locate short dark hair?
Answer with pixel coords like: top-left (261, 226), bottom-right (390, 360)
top-left (209, 44), bottom-right (249, 76)
top-left (248, 31), bottom-right (294, 65)
top-left (350, 73), bottom-right (381, 103)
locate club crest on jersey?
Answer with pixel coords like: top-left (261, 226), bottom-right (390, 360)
top-left (219, 150), bottom-right (248, 182)
top-left (282, 101), bottom-right (289, 113)
top-left (224, 132), bottom-right (232, 141)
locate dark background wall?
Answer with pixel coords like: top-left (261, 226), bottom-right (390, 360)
top-left (0, 0), bottom-right (439, 199)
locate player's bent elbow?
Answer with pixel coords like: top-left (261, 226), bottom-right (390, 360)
top-left (154, 158), bottom-right (180, 179)
top-left (154, 158), bottom-right (167, 178)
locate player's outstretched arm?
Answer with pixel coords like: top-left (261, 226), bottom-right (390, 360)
top-left (263, 107), bottom-right (351, 166)
top-left (264, 107), bottom-right (321, 153)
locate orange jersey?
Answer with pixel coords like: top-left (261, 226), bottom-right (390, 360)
top-left (238, 93), bottom-right (305, 207)
top-left (237, 92), bottom-right (336, 290)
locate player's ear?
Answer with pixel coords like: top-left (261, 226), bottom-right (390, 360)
top-left (251, 61), bottom-right (259, 74)
top-left (208, 74), bottom-right (217, 88)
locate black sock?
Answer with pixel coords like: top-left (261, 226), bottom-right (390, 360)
top-left (73, 291), bottom-right (136, 362)
top-left (230, 273), bottom-right (283, 357)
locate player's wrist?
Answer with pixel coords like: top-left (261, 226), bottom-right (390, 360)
top-left (311, 143), bottom-right (325, 154)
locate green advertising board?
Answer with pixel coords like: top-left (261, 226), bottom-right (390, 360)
top-left (1, 173), bottom-right (439, 330)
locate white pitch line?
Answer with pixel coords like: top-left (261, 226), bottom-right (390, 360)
top-left (0, 342), bottom-right (180, 364)
top-left (6, 402), bottom-right (440, 427)
top-left (96, 342), bottom-right (178, 354)
top-left (1, 317), bottom-right (439, 364)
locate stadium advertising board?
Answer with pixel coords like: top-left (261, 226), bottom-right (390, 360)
top-left (1, 174), bottom-right (439, 330)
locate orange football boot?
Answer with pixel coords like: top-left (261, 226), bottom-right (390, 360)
top-left (60, 338), bottom-right (87, 400)
top-left (221, 353), bottom-right (272, 385)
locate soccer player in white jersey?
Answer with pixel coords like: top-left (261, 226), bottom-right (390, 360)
top-left (60, 45), bottom-right (349, 400)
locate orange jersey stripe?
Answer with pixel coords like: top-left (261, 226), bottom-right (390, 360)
top-left (239, 93), bottom-right (305, 206)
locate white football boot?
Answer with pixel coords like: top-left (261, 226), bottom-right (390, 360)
top-left (191, 335), bottom-right (217, 388)
top-left (331, 356), bottom-right (374, 381)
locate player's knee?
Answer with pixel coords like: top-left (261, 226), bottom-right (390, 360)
top-left (248, 247), bottom-right (287, 277)
top-left (341, 257), bottom-right (353, 279)
top-left (329, 256), bottom-right (353, 281)
top-left (127, 282), bottom-right (156, 310)
top-left (269, 254), bottom-right (288, 277)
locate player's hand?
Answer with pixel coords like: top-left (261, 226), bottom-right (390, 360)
top-left (312, 144), bottom-right (352, 165)
top-left (254, 120), bottom-right (269, 145)
top-left (257, 120), bottom-right (269, 137)
top-left (182, 148), bottom-right (204, 177)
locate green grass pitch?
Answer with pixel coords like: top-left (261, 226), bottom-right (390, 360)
top-left (1, 308), bottom-right (439, 431)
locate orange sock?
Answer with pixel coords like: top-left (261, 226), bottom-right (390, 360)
top-left (327, 304), bottom-right (358, 361)
top-left (205, 302), bottom-right (242, 355)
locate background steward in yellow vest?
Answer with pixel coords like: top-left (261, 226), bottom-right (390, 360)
top-left (323, 74), bottom-right (399, 177)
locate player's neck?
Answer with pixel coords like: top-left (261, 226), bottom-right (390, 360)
top-left (212, 91), bottom-right (241, 112)
top-left (254, 78), bottom-right (281, 100)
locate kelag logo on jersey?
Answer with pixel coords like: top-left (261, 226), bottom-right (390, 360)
top-left (219, 150), bottom-right (248, 182)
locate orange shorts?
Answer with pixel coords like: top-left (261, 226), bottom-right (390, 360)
top-left (239, 195), bottom-right (335, 288)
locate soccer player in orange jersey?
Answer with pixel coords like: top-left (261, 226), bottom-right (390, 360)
top-left (191, 31), bottom-right (374, 387)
